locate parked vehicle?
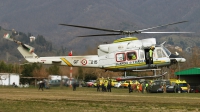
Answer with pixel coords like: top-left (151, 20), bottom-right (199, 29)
top-left (114, 82), bottom-right (122, 88)
top-left (64, 79), bottom-right (79, 87)
top-left (49, 79), bottom-right (62, 87)
top-left (170, 79), bottom-right (188, 93)
top-left (148, 80), bottom-right (170, 93)
top-left (48, 78), bottom-right (79, 87)
top-left (87, 82), bottom-right (94, 87)
top-left (166, 84), bottom-right (192, 93)
top-left (85, 80), bottom-right (96, 87)
top-left (166, 85), bottom-right (176, 93)
top-left (120, 80), bottom-right (133, 88)
top-left (110, 79), bottom-right (118, 87)
top-left (194, 85), bottom-right (200, 93)
top-left (80, 81), bottom-right (87, 87)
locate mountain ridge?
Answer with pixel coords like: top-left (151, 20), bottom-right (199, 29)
top-left (0, 0), bottom-right (199, 55)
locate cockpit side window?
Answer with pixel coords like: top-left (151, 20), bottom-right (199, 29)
top-left (127, 52), bottom-right (137, 60)
top-left (157, 49), bottom-right (162, 58)
top-left (162, 50), bottom-right (167, 57)
top-left (156, 48), bottom-right (167, 58)
top-left (163, 46), bottom-right (171, 56)
top-left (116, 53), bottom-right (126, 62)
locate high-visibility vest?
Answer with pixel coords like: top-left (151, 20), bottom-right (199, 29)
top-left (137, 85), bottom-right (139, 89)
top-left (146, 83), bottom-right (148, 87)
top-left (149, 49), bottom-right (153, 57)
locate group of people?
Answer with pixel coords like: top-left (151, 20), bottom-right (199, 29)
top-left (128, 82), bottom-right (149, 93)
top-left (128, 81), bottom-right (192, 93)
top-left (128, 81), bottom-right (173, 93)
top-left (12, 82), bottom-right (29, 88)
top-left (96, 79), bottom-right (112, 92)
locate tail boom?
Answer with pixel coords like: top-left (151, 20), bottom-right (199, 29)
top-left (24, 55), bottom-right (100, 68)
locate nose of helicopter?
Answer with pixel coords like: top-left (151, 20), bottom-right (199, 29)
top-left (179, 58), bottom-right (186, 62)
top-left (169, 53), bottom-right (186, 63)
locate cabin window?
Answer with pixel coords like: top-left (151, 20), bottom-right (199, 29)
top-left (127, 52), bottom-right (137, 60)
top-left (116, 53), bottom-right (125, 62)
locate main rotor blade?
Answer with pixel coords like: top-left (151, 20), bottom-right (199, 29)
top-left (78, 33), bottom-right (121, 37)
top-left (59, 24), bottom-right (122, 33)
top-left (141, 32), bottom-right (194, 34)
top-left (60, 21), bottom-right (190, 36)
top-left (138, 21), bottom-right (188, 32)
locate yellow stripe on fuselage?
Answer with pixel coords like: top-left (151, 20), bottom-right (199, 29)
top-left (153, 60), bottom-right (166, 64)
top-left (60, 58), bottom-right (73, 67)
top-left (107, 62), bottom-right (146, 69)
top-left (105, 61), bottom-right (168, 69)
top-left (113, 37), bottom-right (138, 43)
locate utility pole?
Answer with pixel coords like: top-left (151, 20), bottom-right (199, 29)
top-left (178, 62), bottom-right (180, 80)
top-left (69, 51), bottom-right (73, 87)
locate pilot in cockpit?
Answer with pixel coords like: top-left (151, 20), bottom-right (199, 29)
top-left (132, 53), bottom-right (136, 60)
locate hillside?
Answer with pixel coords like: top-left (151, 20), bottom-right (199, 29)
top-left (0, 28), bottom-right (55, 63)
top-left (0, 0), bottom-right (199, 54)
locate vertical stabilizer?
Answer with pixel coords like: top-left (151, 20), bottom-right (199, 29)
top-left (17, 44), bottom-right (38, 59)
top-left (3, 33), bottom-right (38, 59)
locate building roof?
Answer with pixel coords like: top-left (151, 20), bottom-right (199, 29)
top-left (175, 68), bottom-right (200, 76)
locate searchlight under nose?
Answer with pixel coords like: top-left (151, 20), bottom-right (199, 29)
top-left (169, 53), bottom-right (186, 63)
top-left (175, 58), bottom-right (186, 63)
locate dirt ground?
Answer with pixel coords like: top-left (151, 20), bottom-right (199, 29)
top-left (0, 87), bottom-right (200, 112)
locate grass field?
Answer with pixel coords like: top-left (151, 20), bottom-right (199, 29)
top-left (0, 86), bottom-right (200, 112)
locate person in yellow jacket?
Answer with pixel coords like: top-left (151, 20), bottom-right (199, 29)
top-left (104, 80), bottom-right (108, 92)
top-left (149, 46), bottom-right (155, 67)
top-left (145, 82), bottom-right (149, 93)
top-left (132, 53), bottom-right (136, 60)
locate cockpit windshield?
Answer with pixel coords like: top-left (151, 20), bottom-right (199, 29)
top-left (163, 46), bottom-right (171, 56)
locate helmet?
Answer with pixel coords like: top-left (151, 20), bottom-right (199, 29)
top-left (151, 46), bottom-right (155, 49)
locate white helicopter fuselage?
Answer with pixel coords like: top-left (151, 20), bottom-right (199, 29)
top-left (97, 37), bottom-right (171, 71)
top-left (17, 37), bottom-right (185, 72)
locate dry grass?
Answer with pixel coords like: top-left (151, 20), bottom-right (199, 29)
top-left (0, 86), bottom-right (200, 112)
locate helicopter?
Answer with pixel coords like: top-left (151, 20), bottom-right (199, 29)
top-left (3, 21), bottom-right (192, 79)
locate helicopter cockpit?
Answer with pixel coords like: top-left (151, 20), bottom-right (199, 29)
top-left (162, 46), bottom-right (171, 57)
top-left (154, 45), bottom-right (169, 58)
top-left (153, 45), bottom-right (186, 64)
